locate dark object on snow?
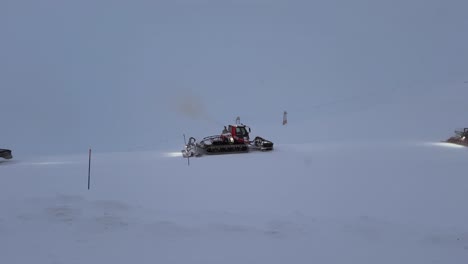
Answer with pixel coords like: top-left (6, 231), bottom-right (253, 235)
top-left (182, 123), bottom-right (273, 158)
top-left (445, 128), bottom-right (468, 147)
top-left (0, 149), bottom-right (13, 159)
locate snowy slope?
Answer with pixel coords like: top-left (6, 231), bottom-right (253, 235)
top-left (3, 1), bottom-right (468, 262)
top-left (1, 140), bottom-right (468, 264)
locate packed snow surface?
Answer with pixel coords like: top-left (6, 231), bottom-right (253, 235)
top-left (1, 140), bottom-right (468, 263)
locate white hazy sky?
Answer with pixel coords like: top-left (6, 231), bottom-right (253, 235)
top-left (2, 0), bottom-right (467, 155)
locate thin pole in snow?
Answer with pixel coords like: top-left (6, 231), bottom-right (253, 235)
top-left (283, 111), bottom-right (288, 125)
top-left (88, 148), bottom-right (92, 190)
top-left (183, 134), bottom-right (190, 166)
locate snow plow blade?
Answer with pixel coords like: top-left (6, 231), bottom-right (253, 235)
top-left (252, 136), bottom-right (274, 151)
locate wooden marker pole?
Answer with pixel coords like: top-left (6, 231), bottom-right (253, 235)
top-left (88, 148), bottom-right (92, 190)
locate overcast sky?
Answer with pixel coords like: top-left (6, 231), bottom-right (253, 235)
top-left (2, 0), bottom-right (467, 156)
